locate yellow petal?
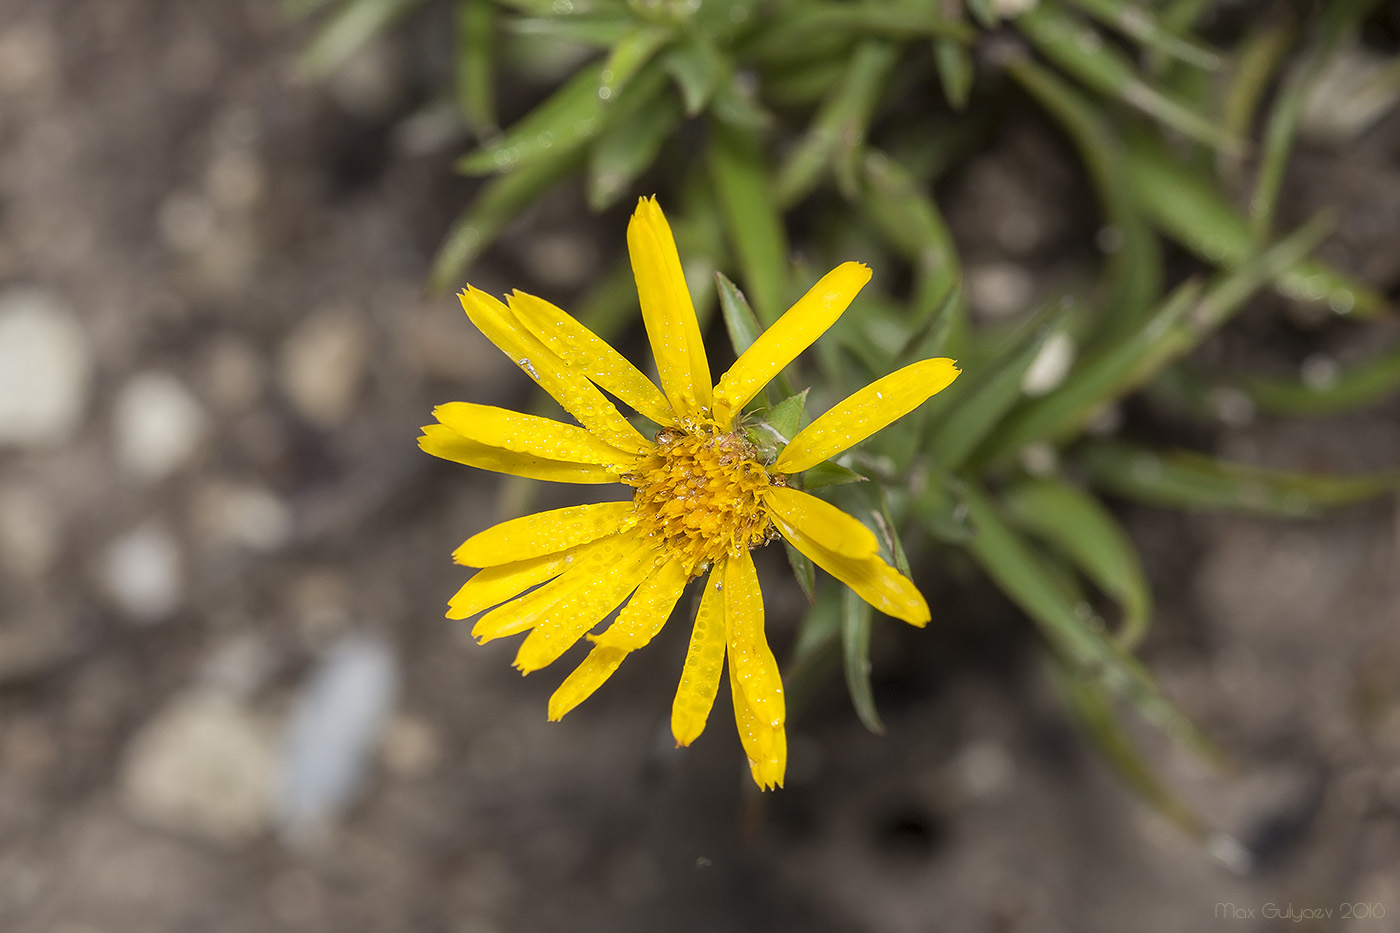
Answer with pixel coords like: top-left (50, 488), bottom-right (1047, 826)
top-left (432, 402), bottom-right (636, 467)
top-left (773, 515), bottom-right (930, 626)
top-left (419, 424), bottom-right (616, 484)
top-left (471, 533), bottom-right (649, 643)
top-left (454, 501), bottom-right (636, 568)
top-left (513, 543), bottom-right (658, 672)
top-left (772, 358), bottom-right (961, 474)
top-left (713, 262), bottom-right (872, 427)
top-left (723, 550), bottom-right (784, 732)
top-left (545, 556), bottom-right (690, 720)
top-left (763, 486), bottom-right (880, 559)
top-left (626, 197), bottom-right (713, 419)
top-left (446, 537), bottom-right (618, 619)
top-left (670, 562), bottom-right (727, 746)
top-left (459, 286), bottom-right (649, 453)
top-left (508, 291), bottom-right (676, 427)
top-left (547, 645), bottom-right (627, 721)
top-left (728, 650), bottom-right (787, 791)
top-left (588, 555), bottom-right (689, 651)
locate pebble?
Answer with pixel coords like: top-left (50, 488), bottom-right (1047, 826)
top-left (113, 371), bottom-right (208, 482)
top-left (200, 335), bottom-right (265, 413)
top-left (192, 480), bottom-right (293, 552)
top-left (966, 262), bottom-right (1034, 321)
top-left (276, 634), bottom-right (399, 837)
top-left (380, 713), bottom-right (442, 778)
top-left (120, 691), bottom-right (277, 846)
top-left (100, 524), bottom-right (184, 623)
top-left (1020, 331), bottom-right (1075, 397)
top-left (277, 307), bottom-right (370, 428)
top-left (0, 484), bottom-right (61, 579)
top-left (0, 288), bottom-right (92, 447)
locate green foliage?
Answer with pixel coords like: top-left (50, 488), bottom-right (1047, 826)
top-left (293, 0), bottom-right (1398, 837)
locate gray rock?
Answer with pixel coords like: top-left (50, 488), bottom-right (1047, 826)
top-left (100, 524), bottom-right (184, 623)
top-left (0, 288), bottom-right (92, 447)
top-left (277, 307), bottom-right (370, 428)
top-left (276, 634), bottom-right (398, 836)
top-left (120, 691), bottom-right (277, 846)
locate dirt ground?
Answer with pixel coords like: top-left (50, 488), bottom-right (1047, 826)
top-left (2, 2), bottom-right (1400, 932)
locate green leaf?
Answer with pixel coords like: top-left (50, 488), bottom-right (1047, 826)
top-left (1063, 0), bottom-right (1223, 71)
top-left (585, 87), bottom-right (681, 210)
top-left (457, 57), bottom-right (667, 176)
top-left (1078, 440), bottom-right (1400, 517)
top-left (1242, 337), bottom-right (1400, 416)
top-left (924, 299), bottom-right (1073, 472)
top-left (747, 390), bottom-right (808, 460)
top-left (799, 460), bottom-right (868, 490)
top-left (1005, 56), bottom-right (1161, 333)
top-left (429, 149), bottom-right (585, 292)
top-left (895, 281), bottom-right (964, 366)
top-left (933, 35), bottom-right (974, 111)
top-left (662, 35), bottom-right (725, 115)
top-left (785, 541), bottom-right (818, 605)
top-left (740, 4), bottom-right (973, 60)
top-left (964, 0), bottom-right (998, 29)
top-left (841, 587), bottom-right (885, 734)
top-left (1124, 137), bottom-right (1385, 316)
top-left (504, 13), bottom-right (633, 46)
top-left (774, 40), bottom-right (898, 207)
top-left (1051, 659), bottom-right (1211, 839)
top-left (912, 469), bottom-right (974, 545)
top-left (1221, 21), bottom-right (1296, 178)
top-left (785, 591), bottom-right (842, 719)
top-left (297, 0), bottom-right (424, 78)
top-left (1014, 4), bottom-right (1242, 155)
top-left (455, 0), bottom-right (498, 133)
top-left (962, 481), bottom-right (1221, 763)
top-left (715, 271), bottom-right (762, 356)
top-left (597, 24), bottom-right (675, 102)
top-left (708, 123), bottom-right (790, 325)
top-left (982, 215), bottom-right (1330, 461)
top-left (862, 150), bottom-right (964, 352)
top-left (1002, 476), bottom-right (1151, 649)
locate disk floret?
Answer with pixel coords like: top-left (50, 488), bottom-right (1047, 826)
top-left (626, 422), bottom-right (783, 578)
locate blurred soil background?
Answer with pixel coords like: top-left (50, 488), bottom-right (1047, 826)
top-left (2, 2), bottom-right (1400, 931)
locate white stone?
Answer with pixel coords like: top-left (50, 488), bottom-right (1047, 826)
top-left (0, 288), bottom-right (92, 447)
top-left (277, 307), bottom-right (370, 428)
top-left (966, 262), bottom-right (1034, 321)
top-left (120, 691), bottom-right (277, 846)
top-left (101, 524), bottom-right (183, 623)
top-left (114, 371), bottom-right (208, 481)
top-left (1020, 331), bottom-right (1075, 397)
top-left (276, 634), bottom-right (398, 835)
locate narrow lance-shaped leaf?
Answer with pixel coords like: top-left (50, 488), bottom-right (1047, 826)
top-left (298, 0), bottom-right (424, 78)
top-left (708, 122), bottom-right (790, 326)
top-left (1063, 0), bottom-right (1223, 70)
top-left (1124, 138), bottom-right (1385, 316)
top-left (430, 149), bottom-right (585, 292)
top-left (924, 299), bottom-right (1073, 472)
top-left (1002, 476), bottom-right (1152, 649)
top-left (458, 57), bottom-right (668, 176)
top-left (1241, 336), bottom-right (1400, 416)
top-left (981, 214), bottom-right (1330, 462)
top-left (739, 4), bottom-right (973, 60)
top-left (775, 40), bottom-right (898, 207)
top-left (586, 88), bottom-right (682, 211)
top-left (1052, 659), bottom-right (1212, 839)
top-left (862, 151), bottom-right (965, 354)
top-left (962, 481), bottom-right (1223, 764)
top-left (1079, 440), bottom-right (1400, 517)
top-left (455, 0), bottom-right (497, 133)
top-left (841, 587), bottom-right (885, 734)
top-left (932, 0), bottom-right (974, 110)
top-left (1005, 56), bottom-right (1161, 334)
top-left (1014, 3), bottom-right (1242, 155)
top-left (662, 35), bottom-right (725, 115)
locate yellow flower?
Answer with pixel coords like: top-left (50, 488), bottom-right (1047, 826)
top-left (421, 197), bottom-right (959, 789)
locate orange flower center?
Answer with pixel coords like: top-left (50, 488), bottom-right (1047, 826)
top-left (625, 423), bottom-right (784, 578)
